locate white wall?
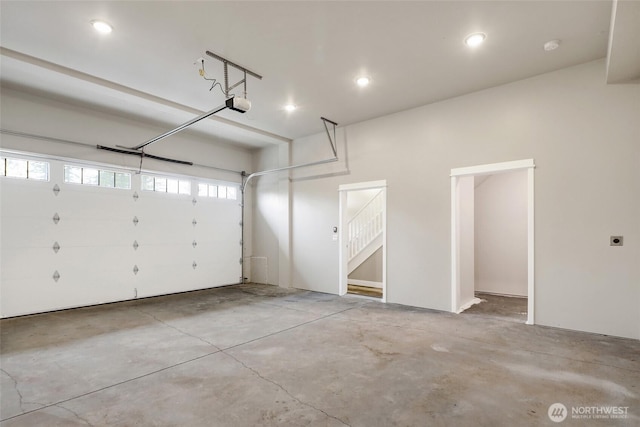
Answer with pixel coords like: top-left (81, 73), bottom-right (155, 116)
top-left (457, 175), bottom-right (476, 308)
top-left (253, 59), bottom-right (640, 339)
top-left (1, 87), bottom-right (254, 317)
top-left (249, 142), bottom-right (291, 286)
top-left (475, 171), bottom-right (528, 296)
top-left (349, 247), bottom-right (382, 283)
top-left (347, 189), bottom-right (381, 219)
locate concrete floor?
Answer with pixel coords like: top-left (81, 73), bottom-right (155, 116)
top-left (464, 292), bottom-right (528, 322)
top-left (1, 284), bottom-right (638, 426)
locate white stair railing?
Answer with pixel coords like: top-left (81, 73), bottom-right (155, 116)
top-left (348, 190), bottom-right (383, 261)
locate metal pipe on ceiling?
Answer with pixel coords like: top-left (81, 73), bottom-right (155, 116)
top-left (241, 118), bottom-right (339, 191)
top-left (241, 157), bottom-right (338, 192)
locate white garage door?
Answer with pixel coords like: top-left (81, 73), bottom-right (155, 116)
top-left (0, 152), bottom-right (242, 317)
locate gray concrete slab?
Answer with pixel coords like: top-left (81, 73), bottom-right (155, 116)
top-left (464, 292), bottom-right (528, 322)
top-left (1, 284), bottom-right (638, 426)
top-left (1, 305), bottom-right (218, 419)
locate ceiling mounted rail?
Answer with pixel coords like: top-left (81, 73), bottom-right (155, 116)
top-left (97, 97), bottom-right (249, 167)
top-left (125, 103), bottom-right (228, 151)
top-left (97, 101), bottom-right (228, 166)
top-left (84, 50), bottom-right (264, 167)
top-left (96, 52), bottom-right (263, 167)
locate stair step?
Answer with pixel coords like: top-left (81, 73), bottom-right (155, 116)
top-left (347, 284), bottom-right (383, 298)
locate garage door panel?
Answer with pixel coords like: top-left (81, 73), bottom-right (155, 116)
top-left (1, 156), bottom-right (242, 317)
top-left (0, 276), bottom-right (135, 318)
top-left (132, 234), bottom-right (194, 247)
top-left (0, 217), bottom-right (57, 248)
top-left (0, 180), bottom-right (57, 216)
top-left (55, 219), bottom-right (131, 247)
top-left (58, 187), bottom-right (134, 216)
top-left (194, 262), bottom-right (239, 284)
top-left (137, 195), bottom-right (193, 213)
top-left (136, 223), bottom-right (192, 237)
top-left (1, 247), bottom-right (58, 281)
top-left (134, 261), bottom-right (194, 297)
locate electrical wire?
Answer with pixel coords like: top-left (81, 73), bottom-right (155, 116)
top-left (199, 59), bottom-right (226, 97)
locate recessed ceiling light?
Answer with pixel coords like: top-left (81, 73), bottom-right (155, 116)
top-left (284, 104), bottom-right (297, 112)
top-left (543, 39), bottom-right (561, 51)
top-left (356, 76), bottom-right (371, 87)
top-left (464, 32), bottom-right (486, 47)
top-left (91, 20), bottom-right (113, 34)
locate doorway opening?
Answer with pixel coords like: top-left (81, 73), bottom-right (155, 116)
top-left (339, 180), bottom-right (387, 302)
top-left (451, 160), bottom-right (535, 324)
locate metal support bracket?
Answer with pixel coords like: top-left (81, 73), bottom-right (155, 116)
top-left (206, 50), bottom-right (262, 98)
top-left (321, 117), bottom-right (338, 158)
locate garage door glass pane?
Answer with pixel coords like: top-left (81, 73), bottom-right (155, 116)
top-left (64, 165), bottom-right (82, 184)
top-left (155, 178), bottom-right (167, 192)
top-left (167, 179), bottom-right (178, 194)
top-left (6, 159), bottom-right (28, 178)
top-left (179, 180), bottom-right (190, 195)
top-left (141, 175), bottom-right (154, 191)
top-left (83, 168), bottom-right (99, 185)
top-left (28, 161), bottom-right (48, 181)
top-left (218, 186), bottom-right (227, 199)
top-left (99, 170), bottom-right (115, 187)
top-left (227, 186), bottom-right (237, 200)
top-left (115, 173), bottom-right (131, 189)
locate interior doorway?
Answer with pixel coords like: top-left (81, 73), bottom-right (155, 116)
top-left (338, 180), bottom-right (387, 302)
top-left (451, 160), bottom-right (535, 324)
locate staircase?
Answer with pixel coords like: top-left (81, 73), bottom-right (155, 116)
top-left (347, 190), bottom-right (383, 275)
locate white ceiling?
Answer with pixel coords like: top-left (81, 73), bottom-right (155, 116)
top-left (0, 1), bottom-right (636, 149)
